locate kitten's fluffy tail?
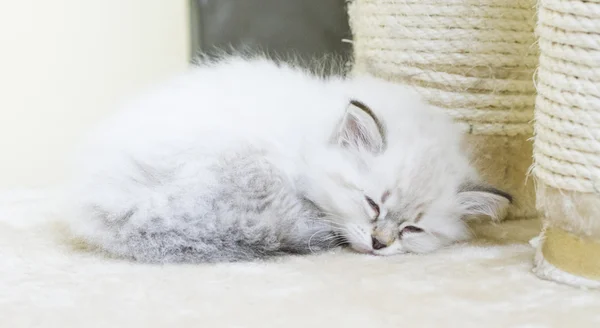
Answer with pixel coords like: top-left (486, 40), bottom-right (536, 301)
top-left (65, 199), bottom-right (337, 264)
top-left (66, 207), bottom-right (288, 263)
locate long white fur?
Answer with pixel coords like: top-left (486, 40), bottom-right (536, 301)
top-left (65, 56), bottom-right (510, 263)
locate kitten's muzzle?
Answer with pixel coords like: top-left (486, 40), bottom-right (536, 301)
top-left (371, 236), bottom-right (388, 250)
top-left (372, 224), bottom-right (396, 250)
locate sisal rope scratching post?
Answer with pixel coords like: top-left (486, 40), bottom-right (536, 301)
top-left (348, 0), bottom-right (538, 220)
top-left (532, 0), bottom-right (600, 288)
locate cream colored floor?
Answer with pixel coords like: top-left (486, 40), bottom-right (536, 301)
top-left (1, 193), bottom-right (599, 327)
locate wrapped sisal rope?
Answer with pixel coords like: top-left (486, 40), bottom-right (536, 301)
top-left (532, 0), bottom-right (600, 288)
top-left (349, 0), bottom-right (538, 219)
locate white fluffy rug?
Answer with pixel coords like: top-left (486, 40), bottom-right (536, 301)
top-left (2, 192), bottom-right (600, 327)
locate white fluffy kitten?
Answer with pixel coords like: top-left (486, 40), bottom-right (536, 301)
top-left (66, 56), bottom-right (511, 263)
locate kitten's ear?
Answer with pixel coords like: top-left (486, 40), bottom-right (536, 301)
top-left (457, 182), bottom-right (512, 221)
top-left (331, 100), bottom-right (386, 153)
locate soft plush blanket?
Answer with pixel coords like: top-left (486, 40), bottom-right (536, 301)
top-left (1, 192), bottom-right (599, 327)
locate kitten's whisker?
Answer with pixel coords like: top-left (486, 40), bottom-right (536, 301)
top-left (307, 229), bottom-right (330, 254)
top-left (314, 217), bottom-right (346, 228)
top-left (326, 237), bottom-right (348, 249)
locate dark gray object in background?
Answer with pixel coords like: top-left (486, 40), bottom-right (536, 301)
top-left (192, 0), bottom-right (352, 72)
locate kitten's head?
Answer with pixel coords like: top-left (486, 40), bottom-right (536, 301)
top-left (305, 77), bottom-right (512, 255)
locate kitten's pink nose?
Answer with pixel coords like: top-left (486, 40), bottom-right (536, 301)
top-left (371, 236), bottom-right (387, 250)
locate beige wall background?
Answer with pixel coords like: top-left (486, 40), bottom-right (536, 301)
top-left (0, 1), bottom-right (190, 190)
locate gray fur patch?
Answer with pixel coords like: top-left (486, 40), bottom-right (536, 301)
top-left (83, 149), bottom-right (339, 263)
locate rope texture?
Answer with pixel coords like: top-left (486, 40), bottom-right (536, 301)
top-left (349, 0), bottom-right (538, 136)
top-left (534, 0), bottom-right (600, 193)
